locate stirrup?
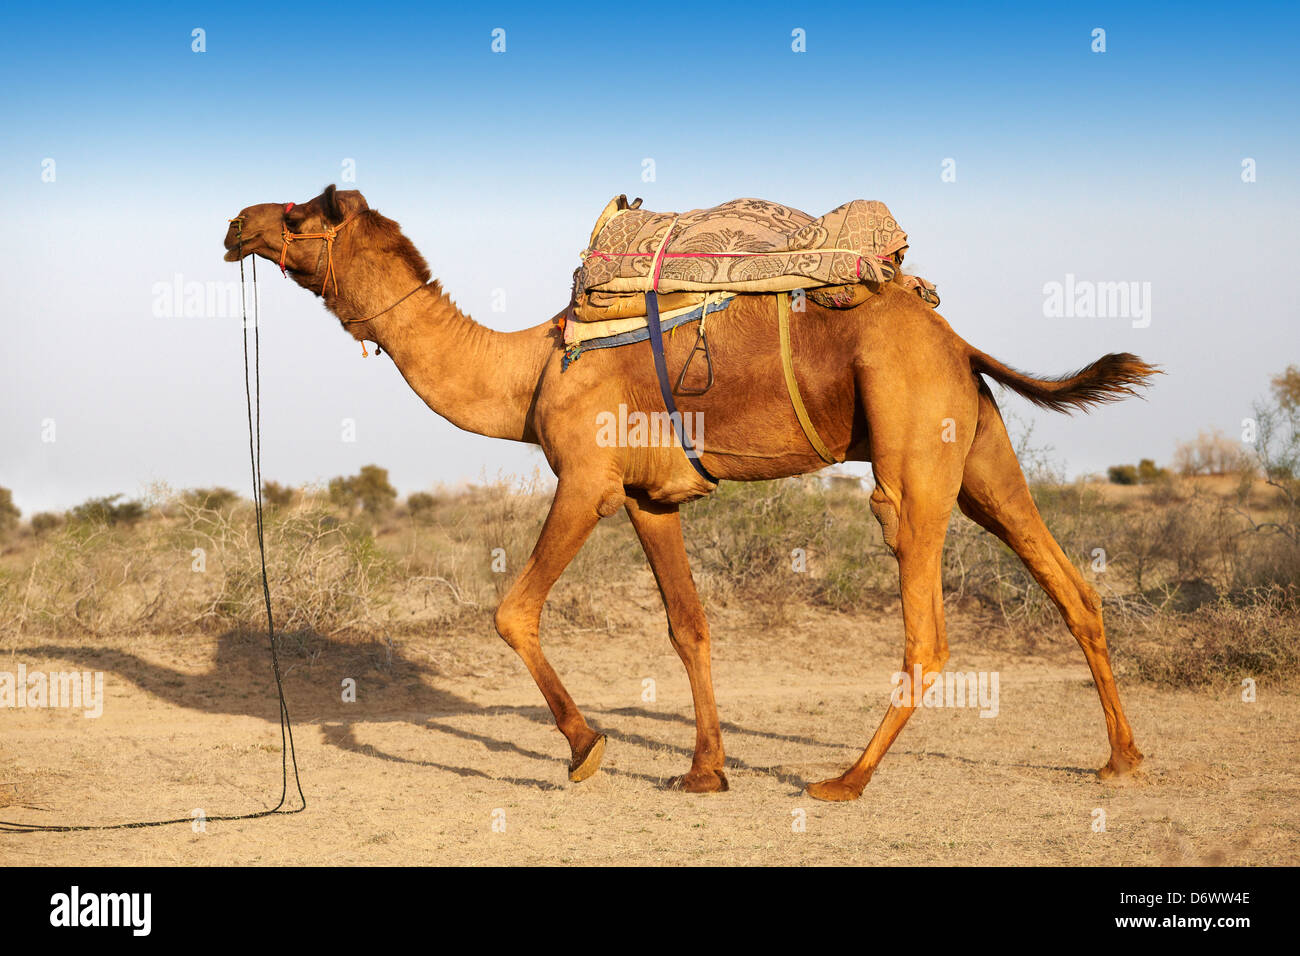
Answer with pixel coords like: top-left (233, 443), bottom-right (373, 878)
top-left (675, 321), bottom-right (714, 396)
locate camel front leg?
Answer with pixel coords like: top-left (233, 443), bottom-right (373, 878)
top-left (625, 493), bottom-right (728, 793)
top-left (494, 476), bottom-right (620, 782)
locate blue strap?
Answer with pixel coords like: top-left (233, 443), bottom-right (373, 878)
top-left (645, 291), bottom-right (718, 484)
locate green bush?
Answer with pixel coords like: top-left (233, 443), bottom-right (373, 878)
top-left (407, 492), bottom-right (438, 523)
top-left (329, 465), bottom-right (398, 516)
top-left (69, 494), bottom-right (145, 527)
top-left (0, 487), bottom-right (18, 535)
top-left (1107, 465), bottom-right (1139, 485)
top-left (1137, 459), bottom-right (1170, 484)
top-left (261, 481), bottom-right (295, 508)
top-left (182, 487), bottom-right (241, 511)
top-left (31, 512), bottom-right (62, 536)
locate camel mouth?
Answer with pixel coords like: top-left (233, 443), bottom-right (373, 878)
top-left (223, 230), bottom-right (255, 261)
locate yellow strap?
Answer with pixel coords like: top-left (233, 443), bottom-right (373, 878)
top-left (777, 293), bottom-right (837, 465)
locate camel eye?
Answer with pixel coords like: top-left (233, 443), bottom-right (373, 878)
top-left (283, 202), bottom-right (310, 229)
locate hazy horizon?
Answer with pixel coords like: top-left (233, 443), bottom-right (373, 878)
top-left (4, 1), bottom-right (1298, 515)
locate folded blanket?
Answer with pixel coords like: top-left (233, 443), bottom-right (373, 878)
top-left (577, 195), bottom-right (910, 295)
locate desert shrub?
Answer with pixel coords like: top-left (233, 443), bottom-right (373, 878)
top-left (686, 479), bottom-right (825, 610)
top-left (683, 477), bottom-right (889, 615)
top-left (1272, 365), bottom-right (1300, 411)
top-left (6, 520), bottom-right (196, 634)
top-left (1107, 465), bottom-right (1138, 485)
top-left (1252, 366), bottom-right (1299, 500)
top-left (207, 504), bottom-right (393, 636)
top-left (465, 479), bottom-right (551, 598)
top-left (1173, 428), bottom-right (1251, 476)
top-left (1, 491), bottom-right (433, 638)
top-left (1137, 458), bottom-right (1170, 483)
top-left (261, 481), bottom-right (295, 508)
top-left (329, 465), bottom-right (397, 516)
top-left (69, 494), bottom-right (145, 527)
top-left (1108, 460), bottom-right (1171, 487)
top-left (941, 481), bottom-right (1110, 623)
top-left (30, 512), bottom-right (63, 536)
top-left (406, 492), bottom-right (438, 523)
top-left (1228, 366), bottom-right (1300, 591)
top-left (0, 487), bottom-right (19, 535)
top-left (328, 477), bottom-right (358, 513)
top-left (182, 487), bottom-right (241, 511)
top-left (1110, 588), bottom-right (1300, 688)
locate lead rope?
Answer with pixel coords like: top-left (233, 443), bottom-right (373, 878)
top-left (0, 223), bottom-right (305, 833)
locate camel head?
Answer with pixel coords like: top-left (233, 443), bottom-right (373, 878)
top-left (223, 184), bottom-right (370, 293)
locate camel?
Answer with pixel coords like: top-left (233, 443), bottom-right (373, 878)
top-left (222, 185), bottom-right (1155, 800)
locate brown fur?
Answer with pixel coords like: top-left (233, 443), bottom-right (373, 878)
top-left (224, 187), bottom-right (1156, 799)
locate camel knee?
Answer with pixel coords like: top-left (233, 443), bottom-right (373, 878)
top-left (668, 609), bottom-right (710, 654)
top-left (870, 485), bottom-right (901, 556)
top-left (1081, 583), bottom-right (1103, 617)
top-left (895, 647), bottom-right (948, 705)
top-left (907, 645), bottom-right (948, 675)
top-left (596, 488), bottom-right (625, 518)
top-left (1068, 582), bottom-right (1108, 650)
top-left (494, 598), bottom-right (537, 651)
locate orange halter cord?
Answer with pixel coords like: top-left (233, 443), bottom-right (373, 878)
top-left (278, 210), bottom-right (361, 296)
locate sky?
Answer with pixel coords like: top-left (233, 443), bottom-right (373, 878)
top-left (2, 1), bottom-right (1298, 514)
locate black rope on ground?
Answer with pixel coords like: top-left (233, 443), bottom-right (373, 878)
top-left (0, 228), bottom-right (305, 833)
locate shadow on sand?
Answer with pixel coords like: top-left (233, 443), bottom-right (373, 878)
top-left (18, 630), bottom-right (1077, 793)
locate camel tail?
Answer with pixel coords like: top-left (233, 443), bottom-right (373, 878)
top-left (968, 349), bottom-right (1161, 414)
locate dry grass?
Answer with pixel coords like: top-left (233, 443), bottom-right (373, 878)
top-left (1, 472), bottom-right (1296, 690)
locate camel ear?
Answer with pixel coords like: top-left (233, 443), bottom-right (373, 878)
top-left (321, 184), bottom-right (368, 224)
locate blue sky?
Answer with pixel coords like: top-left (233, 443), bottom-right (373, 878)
top-left (2, 1), bottom-right (1298, 512)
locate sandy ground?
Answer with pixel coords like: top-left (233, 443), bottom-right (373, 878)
top-left (2, 582), bottom-right (1298, 866)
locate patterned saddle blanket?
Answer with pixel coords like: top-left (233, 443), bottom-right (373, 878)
top-left (577, 195), bottom-right (910, 297)
top-left (560, 194), bottom-right (938, 360)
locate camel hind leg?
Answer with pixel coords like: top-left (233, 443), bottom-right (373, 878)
top-left (957, 383), bottom-right (1143, 777)
top-left (807, 360), bottom-right (975, 801)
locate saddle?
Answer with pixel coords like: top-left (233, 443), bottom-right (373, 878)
top-left (559, 194), bottom-right (941, 482)
top-left (566, 195), bottom-right (938, 328)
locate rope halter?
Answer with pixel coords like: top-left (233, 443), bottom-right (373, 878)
top-left (278, 202), bottom-right (361, 296)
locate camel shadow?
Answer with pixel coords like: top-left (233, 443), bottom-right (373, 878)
top-left (22, 631), bottom-right (588, 786)
top-left (20, 631), bottom-right (828, 790)
top-left (19, 634), bottom-right (1083, 793)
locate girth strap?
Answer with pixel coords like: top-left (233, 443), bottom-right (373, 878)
top-left (645, 291), bottom-right (718, 484)
top-left (777, 292), bottom-right (838, 465)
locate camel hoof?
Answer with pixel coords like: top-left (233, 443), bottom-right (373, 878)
top-left (568, 734), bottom-right (606, 783)
top-left (667, 769), bottom-right (729, 793)
top-left (806, 777), bottom-right (863, 802)
top-left (1098, 748), bottom-right (1144, 780)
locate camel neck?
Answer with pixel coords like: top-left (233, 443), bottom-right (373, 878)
top-left (356, 283), bottom-right (550, 443)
